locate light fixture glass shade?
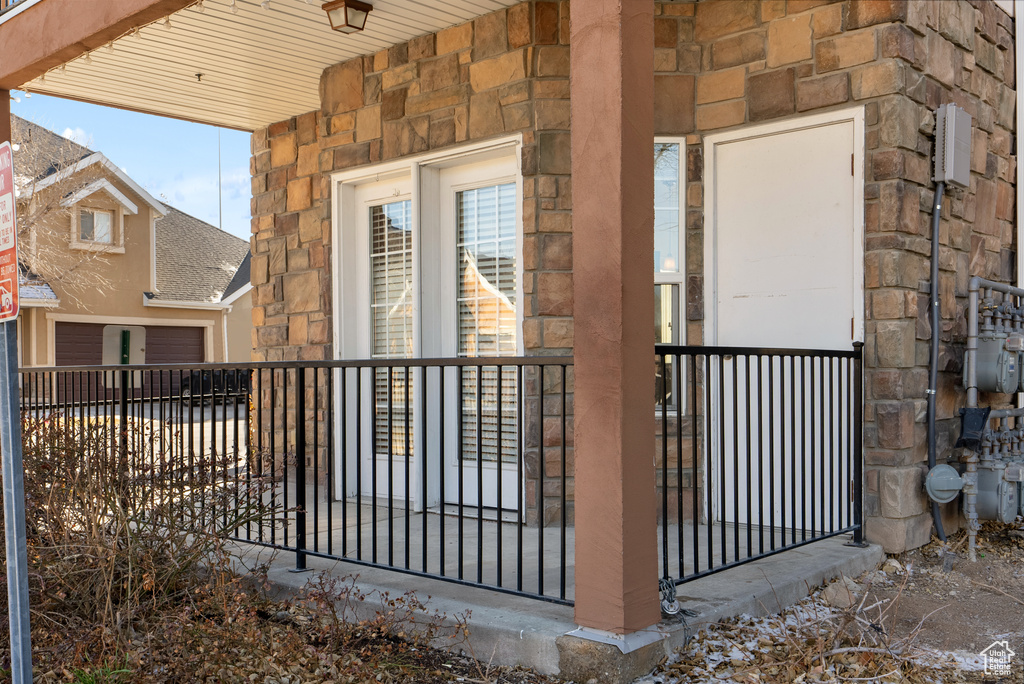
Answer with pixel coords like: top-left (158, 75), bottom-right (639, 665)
top-left (323, 0), bottom-right (372, 33)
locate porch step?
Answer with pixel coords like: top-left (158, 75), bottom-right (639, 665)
top-left (235, 534), bottom-right (882, 682)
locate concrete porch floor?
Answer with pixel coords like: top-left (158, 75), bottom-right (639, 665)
top-left (236, 491), bottom-right (870, 604)
top-left (229, 520), bottom-right (882, 681)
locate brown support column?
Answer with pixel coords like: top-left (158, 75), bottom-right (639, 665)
top-left (0, 90), bottom-right (10, 144)
top-left (570, 0), bottom-right (659, 633)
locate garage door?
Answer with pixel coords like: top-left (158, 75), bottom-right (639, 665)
top-left (53, 323), bottom-right (204, 400)
top-left (145, 326), bottom-right (204, 364)
top-left (54, 323), bottom-right (205, 365)
top-left (55, 322), bottom-right (104, 366)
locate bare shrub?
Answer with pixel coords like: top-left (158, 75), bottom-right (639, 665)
top-left (6, 412), bottom-right (276, 645)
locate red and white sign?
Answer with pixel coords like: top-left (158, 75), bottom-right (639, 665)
top-left (0, 142), bottom-right (19, 321)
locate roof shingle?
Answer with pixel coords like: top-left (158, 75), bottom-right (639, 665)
top-left (153, 207), bottom-right (250, 303)
top-left (11, 115), bottom-right (93, 182)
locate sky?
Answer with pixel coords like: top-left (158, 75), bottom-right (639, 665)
top-left (10, 91), bottom-right (253, 243)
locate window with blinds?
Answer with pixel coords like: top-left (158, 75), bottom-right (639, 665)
top-left (370, 200), bottom-right (413, 458)
top-left (456, 184), bottom-right (518, 464)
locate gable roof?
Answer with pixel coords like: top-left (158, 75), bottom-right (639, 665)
top-left (11, 117), bottom-right (249, 309)
top-left (25, 151), bottom-right (167, 216)
top-left (11, 115), bottom-right (93, 182)
top-left (12, 115), bottom-right (167, 217)
top-left (152, 206), bottom-right (250, 304)
top-left (222, 251), bottom-right (251, 302)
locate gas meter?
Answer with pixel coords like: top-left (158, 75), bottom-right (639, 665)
top-left (977, 461), bottom-right (1020, 524)
top-left (973, 333), bottom-right (1022, 394)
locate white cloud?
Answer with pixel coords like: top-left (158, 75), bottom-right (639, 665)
top-left (61, 127), bottom-right (91, 145)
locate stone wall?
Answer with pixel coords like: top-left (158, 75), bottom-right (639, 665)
top-left (249, 0), bottom-right (1018, 550)
top-left (249, 1), bottom-right (575, 523)
top-left (650, 0), bottom-right (1017, 552)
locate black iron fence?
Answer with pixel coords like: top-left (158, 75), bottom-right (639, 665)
top-left (20, 357), bottom-right (575, 605)
top-left (654, 343), bottom-right (864, 587)
top-left (20, 343), bottom-right (862, 606)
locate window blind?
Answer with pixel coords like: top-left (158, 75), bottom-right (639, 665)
top-left (456, 184), bottom-right (518, 464)
top-left (370, 201), bottom-right (413, 458)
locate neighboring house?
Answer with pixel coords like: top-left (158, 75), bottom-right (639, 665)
top-left (0, 0), bottom-right (1020, 672)
top-left (11, 116), bottom-right (252, 367)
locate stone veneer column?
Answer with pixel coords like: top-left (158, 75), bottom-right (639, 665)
top-left (570, 0), bottom-right (660, 633)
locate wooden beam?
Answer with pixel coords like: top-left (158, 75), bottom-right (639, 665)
top-left (0, 0), bottom-right (192, 89)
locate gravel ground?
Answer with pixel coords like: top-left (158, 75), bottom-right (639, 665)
top-left (634, 521), bottom-right (1024, 684)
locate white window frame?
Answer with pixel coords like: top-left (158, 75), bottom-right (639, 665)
top-left (331, 135), bottom-right (524, 361)
top-left (71, 205), bottom-right (124, 253)
top-left (330, 136), bottom-right (524, 510)
top-left (654, 137), bottom-right (687, 335)
top-left (79, 207), bottom-right (113, 243)
top-left (655, 137), bottom-right (687, 413)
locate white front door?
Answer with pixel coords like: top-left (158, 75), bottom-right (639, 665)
top-left (333, 146), bottom-right (524, 513)
top-left (346, 178), bottom-right (417, 505)
top-left (704, 108), bottom-right (864, 530)
top-left (434, 157), bottom-right (523, 512)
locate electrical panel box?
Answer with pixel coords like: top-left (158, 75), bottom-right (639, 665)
top-left (934, 104), bottom-right (972, 188)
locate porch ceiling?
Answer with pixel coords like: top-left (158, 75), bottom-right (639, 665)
top-left (2, 0), bottom-right (519, 131)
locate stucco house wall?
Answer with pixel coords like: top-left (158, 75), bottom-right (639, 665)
top-left (12, 118), bottom-right (253, 368)
top-left (19, 171), bottom-right (234, 366)
top-left (248, 0), bottom-right (1018, 552)
top-left (226, 289), bottom-right (253, 363)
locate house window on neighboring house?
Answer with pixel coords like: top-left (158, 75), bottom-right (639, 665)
top-left (80, 208), bottom-right (114, 244)
top-left (655, 140), bottom-right (686, 409)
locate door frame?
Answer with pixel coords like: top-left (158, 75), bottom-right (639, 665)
top-left (702, 106), bottom-right (866, 347)
top-left (330, 136), bottom-right (525, 511)
top-left (701, 107), bottom-right (866, 525)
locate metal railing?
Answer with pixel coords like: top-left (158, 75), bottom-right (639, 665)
top-left (20, 357), bottom-right (574, 605)
top-left (21, 343), bottom-right (862, 605)
top-left (654, 343), bottom-right (864, 587)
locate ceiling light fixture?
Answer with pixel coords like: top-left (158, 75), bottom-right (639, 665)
top-left (322, 0), bottom-right (372, 33)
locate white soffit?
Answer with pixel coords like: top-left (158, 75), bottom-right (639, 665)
top-left (17, 0), bottom-right (519, 132)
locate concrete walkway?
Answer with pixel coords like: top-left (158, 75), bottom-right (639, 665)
top-left (233, 533), bottom-right (882, 680)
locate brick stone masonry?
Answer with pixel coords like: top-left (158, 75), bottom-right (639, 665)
top-left (250, 0), bottom-right (1018, 552)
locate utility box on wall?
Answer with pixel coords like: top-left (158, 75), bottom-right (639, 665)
top-left (933, 103), bottom-right (972, 188)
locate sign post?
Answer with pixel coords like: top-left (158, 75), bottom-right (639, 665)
top-left (0, 140), bottom-right (31, 684)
